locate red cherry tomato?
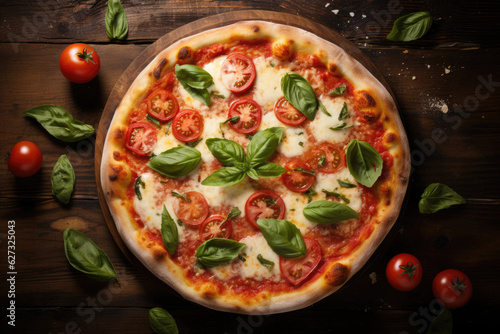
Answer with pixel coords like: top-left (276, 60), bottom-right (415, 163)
top-left (386, 253), bottom-right (423, 291)
top-left (221, 53), bottom-right (256, 93)
top-left (280, 237), bottom-right (322, 286)
top-left (199, 215), bottom-right (232, 241)
top-left (432, 269), bottom-right (472, 308)
top-left (172, 109), bottom-right (204, 143)
top-left (173, 191), bottom-right (209, 227)
top-left (309, 143), bottom-right (345, 173)
top-left (59, 43), bottom-right (100, 83)
top-left (8, 141), bottom-right (43, 177)
top-left (274, 97), bottom-right (306, 126)
top-left (228, 99), bottom-right (262, 134)
top-left (125, 122), bottom-right (157, 156)
top-left (281, 159), bottom-right (316, 193)
top-left (244, 190), bottom-right (286, 229)
top-left (147, 89), bottom-right (179, 122)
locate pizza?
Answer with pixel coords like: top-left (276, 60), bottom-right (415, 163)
top-left (100, 20), bottom-right (410, 314)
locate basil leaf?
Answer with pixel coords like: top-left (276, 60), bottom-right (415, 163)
top-left (147, 146), bottom-right (201, 178)
top-left (257, 254), bottom-right (275, 270)
top-left (205, 138), bottom-right (245, 167)
top-left (330, 123), bottom-right (353, 131)
top-left (219, 116), bottom-right (239, 138)
top-left (256, 219), bottom-right (306, 259)
top-left (51, 155), bottom-right (75, 204)
top-left (419, 183), bottom-right (466, 214)
top-left (195, 238), bottom-right (246, 268)
top-left (246, 127), bottom-right (284, 167)
top-left (318, 154), bottom-right (326, 167)
top-left (221, 207), bottom-right (241, 225)
top-left (105, 0), bottom-right (128, 40)
top-left (175, 64), bottom-right (213, 106)
top-left (253, 162), bottom-right (286, 178)
top-left (293, 167), bottom-right (315, 175)
top-left (338, 102), bottom-right (349, 120)
top-left (346, 139), bottom-right (383, 187)
top-left (201, 167), bottom-right (246, 186)
top-left (387, 11), bottom-right (433, 42)
top-left (149, 307), bottom-right (178, 334)
top-left (318, 100), bottom-right (331, 117)
top-left (281, 73), bottom-right (318, 120)
top-left (23, 105), bottom-right (94, 142)
top-left (247, 168), bottom-right (259, 180)
top-left (322, 189), bottom-right (350, 204)
top-left (338, 179), bottom-right (357, 188)
top-left (147, 114), bottom-right (161, 128)
top-left (426, 308), bottom-right (452, 334)
top-left (134, 175), bottom-right (145, 200)
top-left (63, 228), bottom-right (117, 281)
top-left (304, 187), bottom-right (317, 203)
top-left (329, 83), bottom-right (347, 96)
top-left (186, 138), bottom-right (202, 148)
top-left (161, 206), bottom-right (178, 255)
top-left (171, 191), bottom-right (189, 202)
top-left (303, 200), bottom-right (359, 224)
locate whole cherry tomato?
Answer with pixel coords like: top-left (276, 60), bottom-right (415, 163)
top-left (8, 141), bottom-right (43, 177)
top-left (432, 269), bottom-right (472, 308)
top-left (386, 253), bottom-right (423, 291)
top-left (59, 43), bottom-right (100, 83)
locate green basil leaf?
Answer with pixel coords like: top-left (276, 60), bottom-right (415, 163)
top-left (329, 83), bottom-right (347, 96)
top-left (257, 254), bottom-right (275, 270)
top-left (419, 183), bottom-right (466, 214)
top-left (195, 238), bottom-right (246, 268)
top-left (318, 100), bottom-right (332, 117)
top-left (252, 162), bottom-right (286, 178)
top-left (51, 155), bottom-right (75, 205)
top-left (149, 307), bottom-right (178, 334)
top-left (205, 138), bottom-right (245, 167)
top-left (134, 175), bottom-right (145, 200)
top-left (256, 219), bottom-right (306, 259)
top-left (147, 146), bottom-right (201, 178)
top-left (63, 228), bottom-right (117, 281)
top-left (338, 179), bottom-right (357, 188)
top-left (330, 122), bottom-right (353, 131)
top-left (23, 105), bottom-right (94, 142)
top-left (318, 154), bottom-right (326, 167)
top-left (186, 138), bottom-right (202, 148)
top-left (322, 189), bottom-right (350, 204)
top-left (147, 114), bottom-right (161, 128)
top-left (426, 308), bottom-right (452, 334)
top-left (387, 11), bottom-right (433, 42)
top-left (304, 187), bottom-right (317, 203)
top-left (281, 73), bottom-right (318, 120)
top-left (293, 167), bottom-right (315, 175)
top-left (201, 167), bottom-right (246, 186)
top-left (161, 206), bottom-right (178, 255)
top-left (246, 127), bottom-right (284, 167)
top-left (221, 207), bottom-right (241, 225)
top-left (346, 139), bottom-right (383, 187)
top-left (175, 64), bottom-right (213, 106)
top-left (247, 168), bottom-right (259, 180)
top-left (338, 102), bottom-right (349, 120)
top-left (105, 0), bottom-right (129, 40)
top-left (219, 116), bottom-right (240, 138)
top-left (303, 200), bottom-right (359, 224)
top-left (171, 190), bottom-right (189, 202)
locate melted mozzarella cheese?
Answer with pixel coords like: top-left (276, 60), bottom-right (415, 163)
top-left (203, 56), bottom-right (232, 99)
top-left (309, 97), bottom-right (354, 143)
top-left (252, 57), bottom-right (289, 110)
top-left (209, 234), bottom-right (281, 281)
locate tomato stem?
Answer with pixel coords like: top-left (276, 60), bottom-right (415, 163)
top-left (450, 275), bottom-right (469, 297)
top-left (397, 262), bottom-right (419, 281)
top-left (77, 47), bottom-right (97, 65)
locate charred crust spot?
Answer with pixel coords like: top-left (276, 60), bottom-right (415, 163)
top-left (113, 127), bottom-right (124, 140)
top-left (386, 200), bottom-right (391, 206)
top-left (384, 115), bottom-right (389, 121)
top-left (109, 174), bottom-right (118, 181)
top-left (272, 41), bottom-right (293, 61)
top-left (253, 25), bottom-right (259, 32)
top-left (113, 150), bottom-right (124, 161)
top-left (400, 176), bottom-right (407, 184)
top-left (361, 109), bottom-right (380, 123)
top-left (385, 132), bottom-right (396, 143)
top-left (325, 263), bottom-right (349, 286)
top-left (177, 46), bottom-right (193, 64)
top-left (379, 182), bottom-right (392, 198)
top-left (153, 58), bottom-right (167, 79)
top-left (201, 285), bottom-right (218, 299)
top-left (111, 165), bottom-right (123, 174)
top-left (152, 248), bottom-right (166, 261)
top-left (328, 62), bottom-right (341, 76)
top-left (357, 91), bottom-right (377, 108)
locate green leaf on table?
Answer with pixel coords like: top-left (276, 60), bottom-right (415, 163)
top-left (105, 0), bottom-right (129, 40)
top-left (51, 155), bottom-right (75, 204)
top-left (419, 183), bottom-right (466, 214)
top-left (149, 307), bottom-right (178, 334)
top-left (387, 11), bottom-right (433, 42)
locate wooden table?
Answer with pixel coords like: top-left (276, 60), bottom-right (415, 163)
top-left (1, 1), bottom-right (499, 333)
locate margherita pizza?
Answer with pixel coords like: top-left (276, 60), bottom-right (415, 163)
top-left (100, 21), bottom-right (410, 314)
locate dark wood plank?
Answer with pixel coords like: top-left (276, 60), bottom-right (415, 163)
top-left (1, 1), bottom-right (499, 49)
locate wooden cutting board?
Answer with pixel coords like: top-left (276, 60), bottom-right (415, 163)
top-left (94, 9), bottom-right (399, 287)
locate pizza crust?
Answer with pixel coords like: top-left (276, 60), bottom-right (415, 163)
top-left (101, 20), bottom-right (410, 314)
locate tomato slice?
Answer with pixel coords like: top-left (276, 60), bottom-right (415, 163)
top-left (125, 122), bottom-right (157, 156)
top-left (245, 190), bottom-right (286, 229)
top-left (172, 109), bottom-right (204, 143)
top-left (228, 98), bottom-right (262, 134)
top-left (146, 89), bottom-right (179, 122)
top-left (221, 53), bottom-right (256, 93)
top-left (280, 238), bottom-right (322, 286)
top-left (309, 143), bottom-right (345, 174)
top-left (199, 215), bottom-right (232, 241)
top-left (173, 191), bottom-right (209, 227)
top-left (281, 159), bottom-right (316, 193)
top-left (274, 97), bottom-right (307, 126)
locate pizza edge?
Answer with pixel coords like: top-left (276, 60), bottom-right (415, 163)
top-left (100, 20), bottom-right (411, 314)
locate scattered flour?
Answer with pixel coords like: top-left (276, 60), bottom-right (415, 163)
top-left (325, 2), bottom-right (330, 7)
top-left (429, 97), bottom-right (449, 114)
top-left (332, 9), bottom-right (339, 15)
top-left (369, 272), bottom-right (377, 284)
top-left (349, 12), bottom-right (355, 17)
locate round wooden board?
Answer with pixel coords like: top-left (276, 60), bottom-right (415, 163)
top-left (95, 9), bottom-right (401, 295)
